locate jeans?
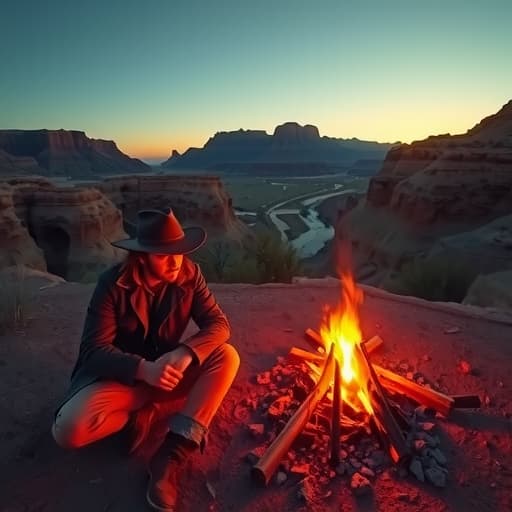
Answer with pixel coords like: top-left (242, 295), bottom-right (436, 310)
top-left (51, 343), bottom-right (239, 449)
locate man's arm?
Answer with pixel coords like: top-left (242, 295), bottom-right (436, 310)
top-left (77, 275), bottom-right (143, 385)
top-left (181, 264), bottom-right (231, 365)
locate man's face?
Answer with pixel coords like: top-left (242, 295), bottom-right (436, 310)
top-left (145, 253), bottom-right (184, 283)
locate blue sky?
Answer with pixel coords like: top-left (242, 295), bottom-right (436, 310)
top-left (1, 0), bottom-right (511, 161)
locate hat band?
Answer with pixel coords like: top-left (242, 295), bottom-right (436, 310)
top-left (138, 234), bottom-right (185, 245)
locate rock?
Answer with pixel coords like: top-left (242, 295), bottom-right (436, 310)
top-left (336, 99), bottom-right (512, 291)
top-left (256, 371), bottom-right (271, 385)
top-left (267, 396), bottom-right (291, 418)
top-left (350, 458), bottom-right (362, 469)
top-left (409, 457), bottom-right (425, 482)
top-left (414, 439), bottom-right (427, 452)
top-left (430, 448), bottom-right (447, 466)
top-left (406, 372), bottom-right (414, 380)
top-left (458, 360), bottom-right (472, 375)
top-left (464, 270), bottom-right (512, 310)
top-left (419, 422), bottom-right (436, 432)
top-left (360, 466), bottom-right (375, 478)
top-left (416, 432), bottom-right (440, 447)
top-left (350, 473), bottom-right (372, 496)
top-left (444, 326), bottom-right (461, 334)
top-left (275, 472), bottom-right (287, 485)
top-left (247, 423), bottom-right (265, 437)
top-left (425, 467), bottom-right (447, 488)
top-left (290, 463), bottom-right (311, 476)
top-left (297, 476), bottom-right (315, 503)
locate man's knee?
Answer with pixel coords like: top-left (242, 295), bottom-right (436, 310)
top-left (218, 343), bottom-right (240, 373)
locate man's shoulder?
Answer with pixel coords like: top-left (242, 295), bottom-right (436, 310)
top-left (97, 262), bottom-right (124, 285)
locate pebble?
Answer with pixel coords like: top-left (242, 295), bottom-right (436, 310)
top-left (444, 326), bottom-right (461, 334)
top-left (458, 360), bottom-right (472, 375)
top-left (360, 466), bottom-right (375, 478)
top-left (414, 439), bottom-right (427, 452)
top-left (409, 457), bottom-right (425, 482)
top-left (247, 423), bottom-right (265, 436)
top-left (275, 471), bottom-right (287, 485)
top-left (406, 372), bottom-right (414, 380)
top-left (430, 448), bottom-right (447, 466)
top-left (425, 467), bottom-right (447, 487)
top-left (350, 458), bottom-right (362, 469)
top-left (419, 421), bottom-right (436, 432)
top-left (350, 472), bottom-right (372, 496)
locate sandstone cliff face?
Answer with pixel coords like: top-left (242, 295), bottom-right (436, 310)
top-left (98, 175), bottom-right (249, 240)
top-left (0, 130), bottom-right (150, 177)
top-left (338, 100), bottom-right (512, 289)
top-left (0, 178), bottom-right (127, 281)
top-left (0, 183), bottom-right (46, 271)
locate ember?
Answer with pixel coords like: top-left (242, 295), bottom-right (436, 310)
top-left (248, 268), bottom-right (481, 500)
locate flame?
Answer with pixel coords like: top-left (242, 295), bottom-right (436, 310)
top-left (319, 271), bottom-right (373, 415)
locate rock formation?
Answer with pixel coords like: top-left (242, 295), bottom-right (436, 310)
top-left (0, 129), bottom-right (150, 178)
top-left (0, 173), bottom-right (249, 281)
top-left (98, 175), bottom-right (249, 240)
top-left (337, 99), bottom-right (512, 304)
top-left (0, 177), bottom-right (127, 281)
top-left (162, 122), bottom-right (393, 174)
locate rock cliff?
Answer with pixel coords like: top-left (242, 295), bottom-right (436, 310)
top-left (0, 129), bottom-right (150, 177)
top-left (337, 100), bottom-right (512, 296)
top-left (0, 177), bottom-right (127, 280)
top-left (162, 122), bottom-right (392, 174)
top-left (98, 175), bottom-right (249, 240)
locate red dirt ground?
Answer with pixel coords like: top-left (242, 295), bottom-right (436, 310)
top-left (0, 278), bottom-right (511, 511)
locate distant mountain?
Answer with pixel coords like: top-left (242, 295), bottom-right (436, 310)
top-left (161, 122), bottom-right (394, 175)
top-left (0, 129), bottom-right (150, 177)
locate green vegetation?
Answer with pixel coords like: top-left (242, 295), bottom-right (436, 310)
top-left (0, 266), bottom-right (31, 333)
top-left (384, 255), bottom-right (478, 302)
top-left (194, 231), bottom-right (302, 284)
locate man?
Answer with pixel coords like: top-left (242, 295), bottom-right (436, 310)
top-left (52, 208), bottom-right (240, 512)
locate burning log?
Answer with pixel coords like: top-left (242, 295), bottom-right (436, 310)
top-left (330, 359), bottom-right (341, 467)
top-left (252, 344), bottom-right (336, 486)
top-left (355, 342), bottom-right (410, 464)
top-left (305, 328), bottom-right (383, 355)
top-left (373, 365), bottom-right (454, 417)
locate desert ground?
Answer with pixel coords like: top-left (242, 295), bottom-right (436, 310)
top-left (0, 275), bottom-right (511, 512)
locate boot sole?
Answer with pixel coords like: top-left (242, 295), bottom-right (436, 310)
top-left (145, 467), bottom-right (176, 512)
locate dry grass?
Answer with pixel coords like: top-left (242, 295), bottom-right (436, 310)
top-left (0, 266), bottom-right (31, 333)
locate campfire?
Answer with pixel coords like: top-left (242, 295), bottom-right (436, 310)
top-left (248, 270), bottom-right (481, 496)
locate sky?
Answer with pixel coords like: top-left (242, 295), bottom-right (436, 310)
top-left (1, 0), bottom-right (511, 162)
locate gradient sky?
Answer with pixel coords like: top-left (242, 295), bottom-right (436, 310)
top-left (1, 0), bottom-right (511, 162)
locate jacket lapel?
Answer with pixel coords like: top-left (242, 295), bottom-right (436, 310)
top-left (130, 286), bottom-right (149, 339)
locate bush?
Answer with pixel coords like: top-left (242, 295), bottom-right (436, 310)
top-left (0, 266), bottom-right (31, 333)
top-left (195, 232), bottom-right (302, 284)
top-left (386, 255), bottom-right (478, 302)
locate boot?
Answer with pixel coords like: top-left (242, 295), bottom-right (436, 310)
top-left (123, 403), bottom-right (157, 456)
top-left (146, 432), bottom-right (198, 511)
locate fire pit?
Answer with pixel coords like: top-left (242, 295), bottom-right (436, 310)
top-left (248, 272), bottom-right (481, 496)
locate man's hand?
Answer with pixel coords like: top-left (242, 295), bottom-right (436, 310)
top-left (136, 358), bottom-right (184, 391)
top-left (135, 346), bottom-right (194, 391)
top-left (158, 345), bottom-right (194, 374)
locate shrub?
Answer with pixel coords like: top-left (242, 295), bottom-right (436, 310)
top-left (387, 255), bottom-right (478, 302)
top-left (195, 232), bottom-right (302, 284)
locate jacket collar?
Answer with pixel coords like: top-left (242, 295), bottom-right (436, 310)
top-left (114, 257), bottom-right (195, 339)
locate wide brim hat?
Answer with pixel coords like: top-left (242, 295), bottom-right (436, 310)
top-left (111, 208), bottom-right (206, 255)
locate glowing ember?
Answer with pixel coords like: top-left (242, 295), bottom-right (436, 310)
top-left (319, 271), bottom-right (373, 415)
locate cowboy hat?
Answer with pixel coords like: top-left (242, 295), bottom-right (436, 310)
top-left (111, 208), bottom-right (206, 254)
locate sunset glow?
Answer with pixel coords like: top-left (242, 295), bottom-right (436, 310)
top-left (1, 0), bottom-right (511, 161)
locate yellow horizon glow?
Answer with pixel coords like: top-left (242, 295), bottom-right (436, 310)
top-left (117, 101), bottom-right (505, 161)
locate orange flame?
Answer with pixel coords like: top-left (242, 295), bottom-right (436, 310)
top-left (319, 271), bottom-right (373, 415)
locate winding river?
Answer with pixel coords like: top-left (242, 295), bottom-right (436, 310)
top-left (237, 187), bottom-right (357, 259)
